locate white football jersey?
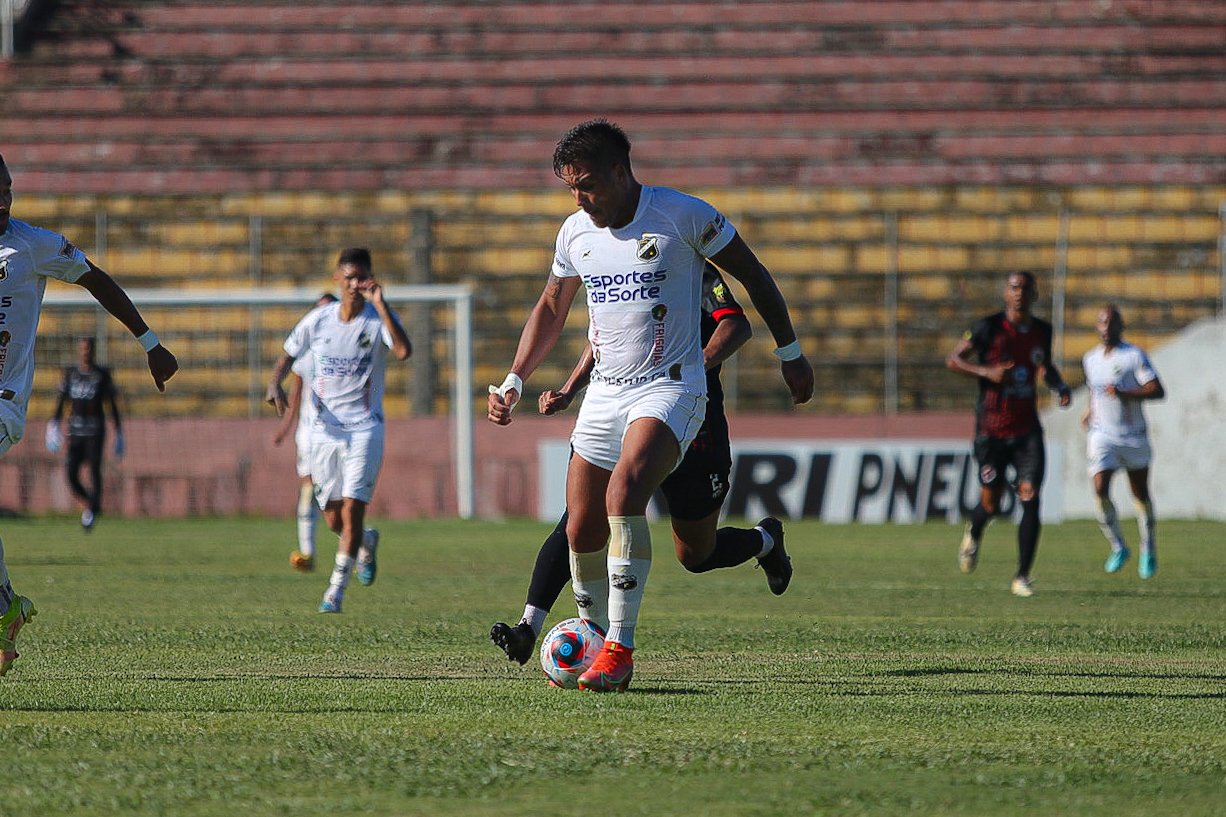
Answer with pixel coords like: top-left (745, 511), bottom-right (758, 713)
top-left (551, 185), bottom-right (735, 389)
top-left (0, 219), bottom-right (91, 417)
top-left (283, 301), bottom-right (395, 432)
top-left (1082, 341), bottom-right (1159, 441)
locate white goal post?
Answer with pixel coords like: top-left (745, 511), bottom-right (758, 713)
top-left (42, 285), bottom-right (477, 519)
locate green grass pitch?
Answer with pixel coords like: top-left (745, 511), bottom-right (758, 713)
top-left (2, 515), bottom-right (1224, 816)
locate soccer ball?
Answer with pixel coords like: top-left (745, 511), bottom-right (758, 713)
top-left (539, 617), bottom-right (606, 688)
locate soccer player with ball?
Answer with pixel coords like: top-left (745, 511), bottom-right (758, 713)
top-left (266, 249), bottom-right (411, 613)
top-left (0, 153), bottom-right (179, 676)
top-left (491, 263), bottom-right (795, 674)
top-left (488, 120), bottom-right (813, 691)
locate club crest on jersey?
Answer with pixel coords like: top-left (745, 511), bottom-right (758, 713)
top-left (358, 333), bottom-right (372, 349)
top-left (636, 236), bottom-right (659, 261)
top-left (1030, 348), bottom-right (1044, 365)
top-left (0, 258), bottom-right (7, 281)
top-left (651, 304), bottom-right (668, 321)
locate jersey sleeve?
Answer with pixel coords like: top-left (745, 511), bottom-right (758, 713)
top-left (550, 221), bottom-right (580, 279)
top-left (35, 228), bottom-right (91, 283)
top-left (1133, 349), bottom-right (1158, 386)
top-left (283, 312), bottom-right (314, 359)
top-left (680, 193), bottom-right (735, 258)
top-left (701, 264), bottom-right (745, 322)
top-left (965, 316), bottom-right (993, 355)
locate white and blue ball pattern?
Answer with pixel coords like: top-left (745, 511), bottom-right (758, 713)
top-left (539, 617), bottom-right (606, 688)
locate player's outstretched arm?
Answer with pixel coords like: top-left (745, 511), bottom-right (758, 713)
top-left (74, 264), bottom-right (179, 392)
top-left (273, 374), bottom-right (303, 445)
top-left (489, 274), bottom-right (582, 425)
top-left (708, 235), bottom-right (813, 404)
top-left (265, 352), bottom-right (295, 417)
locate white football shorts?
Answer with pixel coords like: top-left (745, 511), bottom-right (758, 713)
top-left (309, 422), bottom-right (385, 506)
top-left (570, 379), bottom-right (707, 472)
top-left (1086, 429), bottom-right (1152, 476)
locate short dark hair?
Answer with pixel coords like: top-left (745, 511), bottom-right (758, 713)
top-left (552, 119), bottom-right (632, 178)
top-left (1010, 270), bottom-right (1038, 288)
top-left (317, 292), bottom-right (339, 305)
top-left (336, 247), bottom-right (372, 271)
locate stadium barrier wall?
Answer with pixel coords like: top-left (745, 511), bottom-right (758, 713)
top-left (2, 413), bottom-right (979, 521)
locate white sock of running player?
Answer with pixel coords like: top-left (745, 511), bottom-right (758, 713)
top-left (754, 524), bottom-right (776, 559)
top-left (1133, 498), bottom-right (1156, 554)
top-left (606, 515), bottom-right (652, 649)
top-left (520, 605), bottom-right (549, 637)
top-left (570, 545), bottom-right (609, 633)
top-left (296, 483), bottom-right (317, 557)
top-left (358, 528), bottom-right (377, 563)
top-left (1094, 496), bottom-right (1126, 551)
top-left (328, 552), bottom-right (355, 595)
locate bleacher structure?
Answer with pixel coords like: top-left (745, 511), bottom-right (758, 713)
top-left (0, 0), bottom-right (1223, 419)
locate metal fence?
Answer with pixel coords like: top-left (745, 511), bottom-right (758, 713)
top-left (30, 202), bottom-right (1226, 419)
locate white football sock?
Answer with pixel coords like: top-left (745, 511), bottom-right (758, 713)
top-left (1133, 498), bottom-right (1156, 554)
top-left (329, 552), bottom-right (355, 592)
top-left (358, 528), bottom-right (378, 563)
top-left (754, 524), bottom-right (775, 559)
top-left (606, 515), bottom-right (652, 649)
top-left (570, 545), bottom-right (609, 633)
top-left (296, 482), bottom-right (317, 557)
top-left (1094, 496), bottom-right (1126, 551)
top-left (520, 605), bottom-right (549, 636)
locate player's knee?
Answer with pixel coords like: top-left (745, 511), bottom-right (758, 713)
top-left (1016, 483), bottom-right (1038, 502)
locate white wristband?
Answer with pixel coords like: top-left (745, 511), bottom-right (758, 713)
top-left (136, 329), bottom-right (160, 352)
top-left (772, 340), bottom-right (802, 361)
top-left (488, 372), bottom-right (523, 406)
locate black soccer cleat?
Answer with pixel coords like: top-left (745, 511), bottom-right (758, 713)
top-left (490, 620), bottom-right (537, 666)
top-left (756, 516), bottom-right (793, 595)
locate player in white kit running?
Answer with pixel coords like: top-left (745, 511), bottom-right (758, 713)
top-left (267, 249), bottom-right (411, 613)
top-left (0, 153), bottom-right (179, 676)
top-left (1081, 304), bottom-right (1165, 578)
top-left (487, 120), bottom-right (814, 691)
top-left (273, 292), bottom-right (339, 573)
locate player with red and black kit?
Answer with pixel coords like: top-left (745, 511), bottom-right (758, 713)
top-left (946, 271), bottom-right (1071, 597)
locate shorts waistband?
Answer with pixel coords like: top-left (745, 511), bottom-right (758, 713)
top-left (590, 363), bottom-right (686, 387)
